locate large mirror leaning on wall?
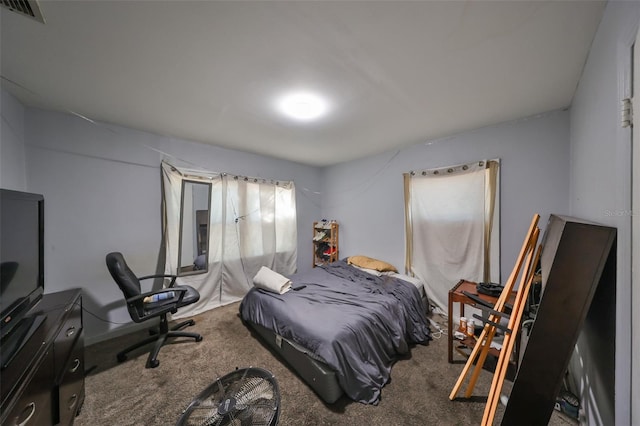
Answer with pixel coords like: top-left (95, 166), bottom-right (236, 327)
top-left (178, 180), bottom-right (211, 276)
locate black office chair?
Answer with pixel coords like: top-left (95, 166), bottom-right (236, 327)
top-left (105, 252), bottom-right (202, 368)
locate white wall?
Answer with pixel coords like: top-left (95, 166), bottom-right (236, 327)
top-left (321, 110), bottom-right (571, 283)
top-left (6, 11), bottom-right (633, 415)
top-left (569, 2), bottom-right (640, 425)
top-left (15, 101), bottom-right (571, 346)
top-left (0, 90), bottom-right (27, 190)
top-left (22, 107), bottom-right (321, 344)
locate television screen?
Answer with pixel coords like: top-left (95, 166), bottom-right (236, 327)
top-left (0, 189), bottom-right (44, 340)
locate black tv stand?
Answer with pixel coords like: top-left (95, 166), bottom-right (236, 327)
top-left (0, 314), bottom-right (46, 370)
top-left (0, 289), bottom-right (85, 426)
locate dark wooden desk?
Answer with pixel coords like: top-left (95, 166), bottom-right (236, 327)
top-left (0, 289), bottom-right (85, 426)
top-left (448, 280), bottom-right (517, 364)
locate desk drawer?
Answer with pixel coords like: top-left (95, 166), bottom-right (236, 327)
top-left (54, 302), bottom-right (82, 376)
top-left (3, 350), bottom-right (53, 426)
top-left (56, 336), bottom-right (85, 426)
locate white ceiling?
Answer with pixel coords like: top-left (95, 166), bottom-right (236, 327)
top-left (1, 1), bottom-right (606, 167)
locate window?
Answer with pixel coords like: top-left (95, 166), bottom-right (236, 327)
top-left (404, 159), bottom-right (500, 312)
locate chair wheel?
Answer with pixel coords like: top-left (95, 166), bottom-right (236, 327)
top-left (147, 359), bottom-right (159, 368)
top-left (196, 335), bottom-right (203, 342)
top-left (117, 353), bottom-right (127, 363)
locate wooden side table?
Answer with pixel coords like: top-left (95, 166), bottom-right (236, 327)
top-left (448, 279), bottom-right (518, 364)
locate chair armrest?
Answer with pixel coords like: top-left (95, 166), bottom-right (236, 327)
top-left (138, 274), bottom-right (178, 287)
top-left (126, 288), bottom-right (188, 322)
top-left (128, 287), bottom-right (187, 304)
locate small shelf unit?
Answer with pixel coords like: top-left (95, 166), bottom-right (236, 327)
top-left (313, 221), bottom-right (339, 267)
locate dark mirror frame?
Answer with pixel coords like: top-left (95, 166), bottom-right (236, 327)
top-left (177, 180), bottom-right (211, 276)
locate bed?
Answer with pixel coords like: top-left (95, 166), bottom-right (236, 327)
top-left (239, 258), bottom-right (432, 405)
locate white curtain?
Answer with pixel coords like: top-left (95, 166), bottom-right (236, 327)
top-left (404, 160), bottom-right (500, 313)
top-left (161, 162), bottom-right (297, 318)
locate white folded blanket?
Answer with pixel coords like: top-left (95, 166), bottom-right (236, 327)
top-left (253, 266), bottom-right (292, 294)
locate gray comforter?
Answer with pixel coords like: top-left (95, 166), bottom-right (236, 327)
top-left (239, 260), bottom-right (432, 404)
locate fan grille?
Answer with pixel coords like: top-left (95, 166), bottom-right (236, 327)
top-left (177, 367), bottom-right (280, 426)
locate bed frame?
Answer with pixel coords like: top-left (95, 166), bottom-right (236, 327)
top-left (245, 321), bottom-right (344, 403)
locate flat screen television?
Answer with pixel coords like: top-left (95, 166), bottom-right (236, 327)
top-left (0, 189), bottom-right (44, 341)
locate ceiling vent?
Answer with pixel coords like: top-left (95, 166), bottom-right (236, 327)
top-left (1, 0), bottom-right (45, 23)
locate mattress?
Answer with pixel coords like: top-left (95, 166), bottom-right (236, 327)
top-left (239, 260), bottom-right (432, 404)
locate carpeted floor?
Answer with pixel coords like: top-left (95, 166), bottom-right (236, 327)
top-left (75, 302), bottom-right (575, 425)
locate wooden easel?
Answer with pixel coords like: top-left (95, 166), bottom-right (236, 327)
top-left (449, 214), bottom-right (540, 419)
top-left (481, 238), bottom-right (541, 425)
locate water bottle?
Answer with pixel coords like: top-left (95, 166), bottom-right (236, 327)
top-left (143, 291), bottom-right (175, 303)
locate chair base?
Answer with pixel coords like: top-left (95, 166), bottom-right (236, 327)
top-left (116, 316), bottom-right (202, 368)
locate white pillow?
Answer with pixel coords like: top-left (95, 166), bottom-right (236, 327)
top-left (253, 266), bottom-right (292, 294)
top-left (351, 265), bottom-right (382, 276)
top-left (389, 273), bottom-right (424, 290)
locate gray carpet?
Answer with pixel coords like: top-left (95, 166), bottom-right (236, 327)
top-left (75, 302), bottom-right (575, 425)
